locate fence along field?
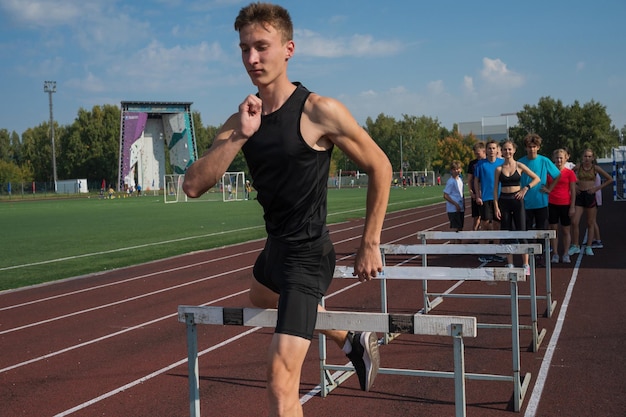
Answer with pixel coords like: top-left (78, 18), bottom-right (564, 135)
top-left (0, 186), bottom-right (445, 291)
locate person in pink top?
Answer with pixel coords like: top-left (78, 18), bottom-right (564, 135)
top-left (547, 149), bottom-right (577, 263)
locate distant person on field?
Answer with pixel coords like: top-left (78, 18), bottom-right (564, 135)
top-left (181, 3), bottom-right (392, 415)
top-left (244, 179), bottom-right (252, 200)
top-left (443, 160), bottom-right (465, 237)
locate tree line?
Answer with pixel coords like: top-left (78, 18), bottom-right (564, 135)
top-left (0, 96), bottom-right (623, 191)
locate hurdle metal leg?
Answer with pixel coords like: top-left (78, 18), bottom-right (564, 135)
top-left (452, 324), bottom-right (467, 417)
top-left (185, 313), bottom-right (201, 417)
top-left (543, 234), bottom-right (557, 318)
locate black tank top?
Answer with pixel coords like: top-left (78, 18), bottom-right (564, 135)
top-left (242, 83), bottom-right (333, 242)
top-left (500, 168), bottom-right (521, 187)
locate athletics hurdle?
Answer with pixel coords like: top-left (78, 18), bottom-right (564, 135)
top-left (380, 243), bottom-right (545, 352)
top-left (178, 306), bottom-right (477, 417)
top-left (331, 265), bottom-right (531, 412)
top-left (418, 230), bottom-right (557, 319)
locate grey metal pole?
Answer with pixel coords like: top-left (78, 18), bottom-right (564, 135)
top-left (44, 81), bottom-right (57, 192)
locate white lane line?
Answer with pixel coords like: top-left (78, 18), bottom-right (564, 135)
top-left (523, 235), bottom-right (586, 416)
top-left (0, 266), bottom-right (251, 335)
top-left (0, 226), bottom-right (265, 272)
top-left (0, 290), bottom-right (249, 374)
top-left (0, 249), bottom-right (260, 311)
top-left (53, 327), bottom-right (261, 417)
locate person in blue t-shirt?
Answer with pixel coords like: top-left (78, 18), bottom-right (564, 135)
top-left (518, 133), bottom-right (561, 264)
top-left (474, 140), bottom-right (504, 232)
top-left (519, 134), bottom-right (561, 226)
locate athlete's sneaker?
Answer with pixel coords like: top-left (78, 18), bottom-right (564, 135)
top-left (568, 245), bottom-right (581, 256)
top-left (478, 255), bottom-right (493, 263)
top-left (493, 255), bottom-right (507, 263)
top-left (551, 254), bottom-right (559, 264)
top-left (591, 240), bottom-right (603, 249)
top-left (584, 246), bottom-right (594, 256)
top-left (523, 264), bottom-right (531, 276)
top-left (562, 255), bottom-right (571, 263)
top-left (346, 331), bottom-right (380, 391)
top-left (505, 263), bottom-right (514, 268)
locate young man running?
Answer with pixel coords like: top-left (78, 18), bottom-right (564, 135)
top-left (183, 3), bottom-right (392, 416)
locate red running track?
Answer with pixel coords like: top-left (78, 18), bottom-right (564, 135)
top-left (1, 197), bottom-right (624, 417)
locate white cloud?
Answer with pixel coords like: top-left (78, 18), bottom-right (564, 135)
top-left (294, 29), bottom-right (402, 58)
top-left (427, 80), bottom-right (444, 95)
top-left (106, 40), bottom-right (228, 92)
top-left (463, 76), bottom-right (475, 93)
top-left (0, 0), bottom-right (97, 26)
top-left (66, 71), bottom-right (106, 93)
top-left (480, 57), bottom-right (524, 89)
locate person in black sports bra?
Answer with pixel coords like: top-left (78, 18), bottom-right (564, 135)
top-left (182, 3), bottom-right (393, 415)
top-left (494, 140), bottom-right (540, 273)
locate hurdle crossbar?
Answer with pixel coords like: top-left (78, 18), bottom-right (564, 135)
top-left (178, 306), bottom-right (476, 417)
top-left (379, 243), bottom-right (545, 352)
top-left (328, 263), bottom-right (530, 412)
top-left (418, 230), bottom-right (557, 319)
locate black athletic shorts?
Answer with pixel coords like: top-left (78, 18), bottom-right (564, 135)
top-left (253, 233), bottom-right (335, 340)
top-left (447, 211), bottom-right (465, 230)
top-left (575, 191), bottom-right (597, 208)
top-left (479, 200), bottom-right (496, 221)
top-left (471, 199), bottom-right (480, 218)
top-left (548, 203), bottom-right (572, 226)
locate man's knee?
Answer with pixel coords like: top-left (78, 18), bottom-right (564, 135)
top-left (249, 279), bottom-right (278, 308)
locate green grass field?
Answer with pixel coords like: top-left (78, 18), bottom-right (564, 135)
top-left (0, 186), bottom-right (444, 291)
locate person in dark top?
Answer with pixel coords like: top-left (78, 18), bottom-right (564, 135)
top-left (494, 140), bottom-right (540, 274)
top-left (182, 3), bottom-right (392, 415)
top-left (466, 141), bottom-right (486, 231)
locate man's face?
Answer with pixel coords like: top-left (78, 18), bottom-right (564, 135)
top-left (239, 23), bottom-right (294, 87)
top-left (526, 144), bottom-right (540, 158)
top-left (486, 143), bottom-right (498, 160)
top-left (474, 148), bottom-right (485, 159)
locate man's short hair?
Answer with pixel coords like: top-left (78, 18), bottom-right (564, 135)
top-left (523, 133), bottom-right (543, 148)
top-left (234, 2), bottom-right (293, 43)
top-left (473, 141), bottom-right (485, 151)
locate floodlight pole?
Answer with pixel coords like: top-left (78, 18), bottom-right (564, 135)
top-left (44, 81), bottom-right (58, 192)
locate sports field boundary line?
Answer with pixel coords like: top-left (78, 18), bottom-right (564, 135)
top-left (1, 200), bottom-right (443, 274)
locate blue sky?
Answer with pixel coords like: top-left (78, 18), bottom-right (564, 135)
top-left (1, 0), bottom-right (625, 137)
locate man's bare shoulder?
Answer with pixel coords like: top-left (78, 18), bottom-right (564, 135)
top-left (304, 93), bottom-right (349, 123)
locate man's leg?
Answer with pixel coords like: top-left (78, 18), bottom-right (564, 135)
top-left (249, 279), bottom-right (379, 393)
top-left (318, 305), bottom-right (380, 391)
top-left (267, 333), bottom-right (310, 417)
top-left (250, 280), bottom-right (307, 416)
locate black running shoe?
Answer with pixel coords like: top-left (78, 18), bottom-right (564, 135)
top-left (345, 331), bottom-right (380, 391)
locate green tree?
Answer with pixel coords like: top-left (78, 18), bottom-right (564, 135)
top-left (433, 131), bottom-right (476, 174)
top-left (60, 105), bottom-right (120, 183)
top-left (511, 96), bottom-right (619, 162)
top-left (364, 113), bottom-right (403, 173)
top-left (0, 129), bottom-right (11, 163)
top-left (398, 115), bottom-right (442, 173)
top-left (21, 123), bottom-right (65, 183)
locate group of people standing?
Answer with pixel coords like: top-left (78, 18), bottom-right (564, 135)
top-left (444, 133), bottom-right (613, 272)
